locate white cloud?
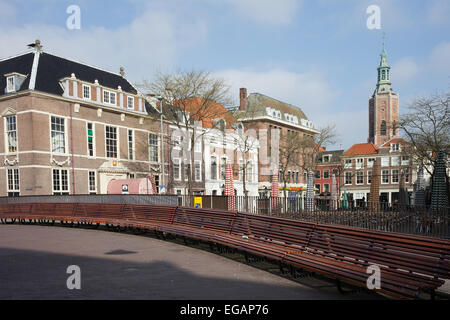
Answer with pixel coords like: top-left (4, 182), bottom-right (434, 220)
top-left (0, 4), bottom-right (208, 82)
top-left (391, 57), bottom-right (419, 85)
top-left (223, 0), bottom-right (302, 25)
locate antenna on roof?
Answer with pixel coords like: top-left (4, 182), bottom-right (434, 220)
top-left (27, 40), bottom-right (43, 52)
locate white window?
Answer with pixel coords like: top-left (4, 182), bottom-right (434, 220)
top-left (105, 126), bottom-right (118, 158)
top-left (194, 138), bottom-right (202, 152)
top-left (103, 90), bottom-right (116, 105)
top-left (391, 143), bottom-right (400, 152)
top-left (391, 156), bottom-right (400, 166)
top-left (87, 122), bottom-right (94, 157)
top-left (83, 85), bottom-right (91, 99)
top-left (402, 156), bottom-right (410, 166)
top-left (392, 169), bottom-right (399, 183)
top-left (344, 159), bottom-right (352, 169)
top-left (7, 169), bottom-right (20, 196)
top-left (367, 171), bottom-right (372, 184)
top-left (345, 172), bottom-right (352, 185)
top-left (211, 156), bottom-right (218, 180)
top-left (220, 157), bottom-right (227, 179)
top-left (173, 159), bottom-right (181, 181)
top-left (53, 169), bottom-right (69, 195)
top-left (149, 133), bottom-right (159, 162)
top-left (128, 130), bottom-right (134, 160)
top-left (247, 161), bottom-right (253, 183)
top-left (381, 157), bottom-right (389, 167)
top-left (367, 158), bottom-right (375, 168)
top-left (382, 170), bottom-right (389, 184)
top-left (356, 158), bottom-right (364, 169)
top-left (127, 96), bottom-right (134, 109)
top-left (51, 116), bottom-right (66, 154)
top-left (6, 76), bottom-right (15, 93)
top-left (184, 162), bottom-right (190, 181)
top-left (5, 115), bottom-right (18, 153)
top-left (356, 171), bottom-right (364, 185)
top-left (194, 161), bottom-right (201, 181)
top-left (88, 171), bottom-right (97, 194)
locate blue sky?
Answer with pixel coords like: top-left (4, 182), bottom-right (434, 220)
top-left (0, 0), bottom-right (449, 150)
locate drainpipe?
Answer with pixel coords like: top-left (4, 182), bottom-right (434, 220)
top-left (70, 103), bottom-right (76, 194)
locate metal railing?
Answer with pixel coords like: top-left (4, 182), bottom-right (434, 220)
top-left (0, 194), bottom-right (448, 239)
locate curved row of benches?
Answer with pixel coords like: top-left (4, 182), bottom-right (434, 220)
top-left (1, 202), bottom-right (449, 299)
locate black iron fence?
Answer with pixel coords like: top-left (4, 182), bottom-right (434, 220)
top-left (0, 194), bottom-right (448, 239)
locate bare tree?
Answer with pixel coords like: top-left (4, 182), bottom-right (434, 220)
top-left (300, 124), bottom-right (338, 173)
top-left (139, 70), bottom-right (233, 198)
top-left (399, 92), bottom-right (449, 178)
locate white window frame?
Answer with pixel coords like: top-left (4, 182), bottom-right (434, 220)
top-left (392, 169), bottom-right (399, 184)
top-left (344, 159), bottom-right (352, 169)
top-left (345, 172), bottom-right (352, 185)
top-left (367, 158), bottom-right (375, 168)
top-left (50, 116), bottom-right (67, 155)
top-left (381, 157), bottom-right (389, 167)
top-left (194, 160), bottom-right (202, 182)
top-left (86, 122), bottom-right (95, 157)
top-left (210, 156), bottom-right (218, 180)
top-left (103, 90), bottom-right (117, 105)
top-left (128, 129), bottom-right (134, 160)
top-left (356, 171), bottom-right (364, 185)
top-left (105, 125), bottom-right (118, 159)
top-left (367, 170), bottom-right (372, 184)
top-left (6, 168), bottom-right (20, 193)
top-left (381, 170), bottom-right (389, 184)
top-left (6, 76), bottom-right (15, 93)
top-left (391, 156), bottom-right (400, 167)
top-left (52, 169), bottom-right (70, 194)
top-left (173, 158), bottom-right (181, 181)
top-left (82, 84), bottom-right (91, 99)
top-left (127, 96), bottom-right (134, 110)
top-left (5, 115), bottom-right (18, 153)
top-left (149, 133), bottom-right (159, 163)
top-left (88, 171), bottom-right (97, 194)
top-left (356, 158), bottom-right (364, 169)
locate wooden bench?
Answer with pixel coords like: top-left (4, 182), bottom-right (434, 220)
top-left (1, 202), bottom-right (449, 299)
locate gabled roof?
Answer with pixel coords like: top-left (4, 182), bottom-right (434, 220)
top-left (343, 143), bottom-right (378, 156)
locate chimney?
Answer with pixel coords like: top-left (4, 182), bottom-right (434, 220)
top-left (239, 88), bottom-right (247, 111)
top-left (120, 67), bottom-right (125, 77)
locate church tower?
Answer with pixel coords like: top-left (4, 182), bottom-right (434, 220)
top-left (368, 40), bottom-right (399, 147)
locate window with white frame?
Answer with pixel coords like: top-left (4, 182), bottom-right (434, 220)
top-left (402, 156), bottom-right (410, 166)
top-left (88, 171), bottom-right (97, 194)
top-left (6, 76), bottom-right (15, 93)
top-left (356, 171), bottom-right (364, 185)
top-left (247, 161), bottom-right (253, 183)
top-left (173, 159), bottom-right (181, 181)
top-left (324, 184), bottom-right (329, 193)
top-left (381, 157), bottom-right (389, 167)
top-left (367, 171), bottom-right (372, 184)
top-left (53, 169), bottom-right (69, 195)
top-left (220, 158), bottom-right (227, 179)
top-left (51, 116), bottom-right (66, 154)
top-left (105, 126), bottom-right (118, 158)
top-left (344, 159), bottom-right (352, 169)
top-left (128, 130), bottom-right (134, 160)
top-left (315, 170), bottom-right (321, 179)
top-left (391, 156), bottom-right (400, 167)
top-left (367, 158), bottom-right (375, 168)
top-left (315, 184), bottom-right (321, 194)
top-left (392, 169), bottom-right (399, 183)
top-left (345, 172), bottom-right (352, 185)
top-left (405, 168), bottom-right (410, 183)
top-left (127, 96), bottom-right (134, 109)
top-left (323, 170), bottom-right (330, 179)
top-left (356, 158), bottom-right (364, 169)
top-left (5, 115), bottom-right (18, 153)
top-left (194, 161), bottom-right (201, 181)
top-left (87, 122), bottom-right (94, 157)
top-left (149, 133), bottom-right (159, 162)
top-left (83, 85), bottom-right (91, 99)
top-left (382, 170), bottom-right (389, 184)
top-left (391, 143), bottom-right (400, 152)
top-left (184, 162), bottom-right (190, 181)
top-left (7, 168), bottom-right (19, 196)
top-left (194, 138), bottom-right (202, 153)
top-left (103, 90), bottom-right (116, 105)
top-left (211, 156), bottom-right (217, 180)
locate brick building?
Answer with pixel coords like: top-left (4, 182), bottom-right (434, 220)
top-left (236, 88), bottom-right (319, 198)
top-left (340, 138), bottom-right (415, 204)
top-left (0, 41), bottom-right (162, 196)
top-left (314, 150), bottom-right (344, 197)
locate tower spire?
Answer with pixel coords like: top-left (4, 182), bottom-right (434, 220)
top-left (376, 33), bottom-right (392, 94)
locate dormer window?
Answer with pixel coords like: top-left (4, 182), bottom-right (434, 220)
top-left (391, 143), bottom-right (400, 152)
top-left (103, 90), bottom-right (116, 105)
top-left (127, 96), bottom-right (134, 110)
top-left (83, 85), bottom-right (91, 99)
top-left (6, 76), bottom-right (15, 93)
